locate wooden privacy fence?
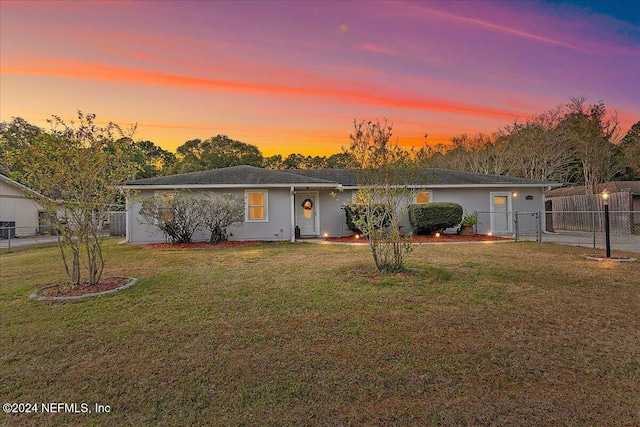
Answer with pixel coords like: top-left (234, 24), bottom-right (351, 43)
top-left (548, 192), bottom-right (636, 234)
top-left (108, 211), bottom-right (126, 236)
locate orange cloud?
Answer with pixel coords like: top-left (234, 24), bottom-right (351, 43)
top-left (2, 59), bottom-right (523, 122)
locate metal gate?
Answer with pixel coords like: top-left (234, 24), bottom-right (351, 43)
top-left (514, 210), bottom-right (542, 242)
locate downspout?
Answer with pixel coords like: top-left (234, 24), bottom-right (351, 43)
top-left (290, 186), bottom-right (296, 242)
top-left (124, 192), bottom-right (132, 243)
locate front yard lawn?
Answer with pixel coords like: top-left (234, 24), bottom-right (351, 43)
top-left (1, 240), bottom-right (638, 425)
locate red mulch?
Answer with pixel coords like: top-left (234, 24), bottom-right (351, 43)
top-left (39, 277), bottom-right (130, 297)
top-left (143, 241), bottom-right (261, 250)
top-left (325, 234), bottom-right (511, 244)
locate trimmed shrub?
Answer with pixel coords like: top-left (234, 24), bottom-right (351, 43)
top-left (409, 202), bottom-right (463, 235)
top-left (345, 203), bottom-right (391, 234)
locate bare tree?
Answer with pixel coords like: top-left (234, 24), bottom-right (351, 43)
top-left (204, 193), bottom-right (244, 244)
top-left (138, 192), bottom-right (209, 244)
top-left (561, 97), bottom-right (621, 193)
top-left (138, 191), bottom-right (245, 244)
top-left (344, 119), bottom-right (418, 273)
top-left (501, 107), bottom-right (579, 183)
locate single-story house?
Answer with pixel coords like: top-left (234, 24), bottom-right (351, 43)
top-left (0, 173), bottom-right (45, 237)
top-left (123, 165), bottom-right (560, 244)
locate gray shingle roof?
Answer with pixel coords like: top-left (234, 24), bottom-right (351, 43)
top-left (127, 165), bottom-right (336, 186)
top-left (288, 168), bottom-right (558, 187)
top-left (126, 165), bottom-right (559, 188)
top-left (420, 168), bottom-right (558, 186)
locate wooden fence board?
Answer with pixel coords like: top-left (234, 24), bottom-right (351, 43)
top-left (549, 192), bottom-right (632, 234)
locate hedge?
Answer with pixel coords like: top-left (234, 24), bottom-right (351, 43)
top-left (408, 202), bottom-right (463, 235)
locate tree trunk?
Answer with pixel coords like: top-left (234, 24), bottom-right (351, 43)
top-left (71, 251), bottom-right (81, 287)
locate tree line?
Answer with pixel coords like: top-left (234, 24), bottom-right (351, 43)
top-left (415, 97), bottom-right (639, 193)
top-left (1, 97), bottom-right (638, 194)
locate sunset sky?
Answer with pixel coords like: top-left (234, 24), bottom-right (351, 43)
top-left (1, 0), bottom-right (638, 156)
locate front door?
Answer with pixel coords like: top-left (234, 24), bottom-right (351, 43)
top-left (491, 193), bottom-right (511, 233)
top-left (297, 193), bottom-right (318, 236)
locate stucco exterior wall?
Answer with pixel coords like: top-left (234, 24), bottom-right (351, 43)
top-left (127, 188), bottom-right (294, 244)
top-left (0, 180), bottom-right (42, 236)
top-left (315, 191), bottom-right (351, 237)
top-left (347, 186), bottom-right (547, 236)
top-left (126, 185), bottom-right (549, 243)
top-left (430, 187), bottom-right (546, 234)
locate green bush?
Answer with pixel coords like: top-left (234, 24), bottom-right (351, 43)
top-left (345, 204), bottom-right (391, 234)
top-left (409, 202), bottom-right (463, 235)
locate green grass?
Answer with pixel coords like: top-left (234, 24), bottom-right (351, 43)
top-left (1, 239), bottom-right (639, 426)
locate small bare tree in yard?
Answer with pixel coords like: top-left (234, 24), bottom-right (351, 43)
top-left (345, 119), bottom-right (419, 273)
top-left (17, 112), bottom-right (138, 287)
top-left (138, 192), bottom-right (209, 244)
top-left (138, 192), bottom-right (244, 244)
top-left (204, 193), bottom-right (244, 244)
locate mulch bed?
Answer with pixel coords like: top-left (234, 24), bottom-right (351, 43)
top-left (325, 234), bottom-right (511, 244)
top-left (143, 241), bottom-right (261, 250)
top-left (140, 236), bottom-right (510, 251)
top-left (585, 254), bottom-right (637, 262)
top-left (39, 277), bottom-right (131, 297)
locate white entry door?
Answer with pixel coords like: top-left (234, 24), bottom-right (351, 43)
top-left (491, 193), bottom-right (511, 233)
top-left (297, 193), bottom-right (318, 236)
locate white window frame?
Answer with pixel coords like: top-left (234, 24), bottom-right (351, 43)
top-left (245, 189), bottom-right (268, 222)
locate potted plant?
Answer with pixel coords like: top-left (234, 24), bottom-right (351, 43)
top-left (459, 211), bottom-right (477, 235)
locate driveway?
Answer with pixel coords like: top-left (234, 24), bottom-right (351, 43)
top-left (518, 231), bottom-right (640, 254)
top-left (0, 235), bottom-right (60, 250)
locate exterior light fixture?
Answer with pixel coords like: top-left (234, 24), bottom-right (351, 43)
top-left (487, 232), bottom-right (493, 236)
top-left (323, 232), bottom-right (328, 238)
top-left (435, 232), bottom-right (441, 238)
top-left (355, 234), bottom-right (360, 239)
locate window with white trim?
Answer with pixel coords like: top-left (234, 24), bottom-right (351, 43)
top-left (246, 190), bottom-right (268, 222)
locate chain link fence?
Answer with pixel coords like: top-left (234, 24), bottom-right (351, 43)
top-left (0, 212), bottom-right (125, 251)
top-left (474, 210), bottom-right (640, 253)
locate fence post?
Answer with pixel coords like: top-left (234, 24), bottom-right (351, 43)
top-left (537, 210), bottom-right (542, 242)
top-left (591, 211), bottom-right (596, 248)
top-left (514, 210), bottom-right (519, 241)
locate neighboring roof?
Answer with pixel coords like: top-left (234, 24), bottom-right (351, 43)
top-left (124, 165), bottom-right (560, 189)
top-left (0, 173), bottom-right (43, 198)
top-left (546, 181), bottom-right (640, 198)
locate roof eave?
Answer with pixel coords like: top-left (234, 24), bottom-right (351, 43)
top-left (121, 183), bottom-right (340, 190)
top-left (343, 183), bottom-right (561, 189)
